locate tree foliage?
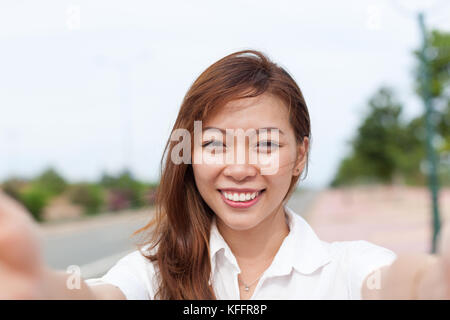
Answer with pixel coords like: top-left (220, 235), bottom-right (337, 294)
top-left (33, 167), bottom-right (67, 196)
top-left (68, 183), bottom-right (105, 215)
top-left (332, 88), bottom-right (408, 186)
top-left (100, 170), bottom-right (149, 210)
top-left (332, 29), bottom-right (450, 187)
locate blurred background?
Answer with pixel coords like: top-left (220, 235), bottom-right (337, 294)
top-left (0, 0), bottom-right (449, 278)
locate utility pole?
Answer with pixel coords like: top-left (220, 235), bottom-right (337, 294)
top-left (417, 12), bottom-right (441, 253)
top-left (116, 62), bottom-right (133, 173)
top-left (95, 52), bottom-right (149, 174)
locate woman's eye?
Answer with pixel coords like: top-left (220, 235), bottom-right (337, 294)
top-left (202, 140), bottom-right (225, 152)
top-left (202, 140), bottom-right (223, 147)
top-left (201, 140), bottom-right (278, 153)
top-left (257, 141), bottom-right (280, 152)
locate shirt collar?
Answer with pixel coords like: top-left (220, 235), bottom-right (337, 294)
top-left (208, 205), bottom-right (331, 283)
top-left (209, 214), bottom-right (239, 276)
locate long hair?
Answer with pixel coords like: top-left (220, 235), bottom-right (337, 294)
top-left (133, 49), bottom-right (311, 299)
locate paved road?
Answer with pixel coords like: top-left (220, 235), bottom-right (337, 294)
top-left (41, 189), bottom-right (319, 278)
top-left (41, 210), bottom-right (151, 278)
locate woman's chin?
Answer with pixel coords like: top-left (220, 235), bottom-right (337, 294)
top-left (215, 211), bottom-right (263, 232)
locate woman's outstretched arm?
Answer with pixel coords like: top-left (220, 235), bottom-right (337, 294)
top-left (0, 191), bottom-right (125, 300)
top-left (40, 269), bottom-right (126, 300)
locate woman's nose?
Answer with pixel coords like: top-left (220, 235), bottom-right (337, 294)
top-left (223, 164), bottom-right (258, 182)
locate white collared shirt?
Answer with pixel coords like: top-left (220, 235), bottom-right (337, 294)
top-left (85, 206), bottom-right (397, 299)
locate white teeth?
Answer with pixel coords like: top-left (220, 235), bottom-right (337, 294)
top-left (221, 190), bottom-right (261, 202)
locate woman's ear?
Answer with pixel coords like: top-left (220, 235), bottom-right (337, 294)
top-left (293, 137), bottom-right (309, 176)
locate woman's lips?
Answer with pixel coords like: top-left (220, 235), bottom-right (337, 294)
top-left (218, 189), bottom-right (265, 209)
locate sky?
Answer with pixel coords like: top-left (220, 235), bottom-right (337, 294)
top-left (0, 0), bottom-right (449, 189)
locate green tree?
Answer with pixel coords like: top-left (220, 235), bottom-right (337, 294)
top-left (34, 167), bottom-right (67, 196)
top-left (332, 29), bottom-right (450, 187)
top-left (393, 116), bottom-right (427, 185)
top-left (19, 185), bottom-right (51, 222)
top-left (414, 30), bottom-right (450, 185)
top-left (331, 88), bottom-right (405, 186)
top-left (414, 30), bottom-right (450, 100)
top-left (2, 168), bottom-right (67, 221)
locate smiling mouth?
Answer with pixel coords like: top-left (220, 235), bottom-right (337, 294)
top-left (217, 189), bottom-right (266, 208)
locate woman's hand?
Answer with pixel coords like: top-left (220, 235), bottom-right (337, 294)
top-left (362, 220), bottom-right (450, 300)
top-left (366, 221), bottom-right (450, 299)
top-left (415, 222), bottom-right (450, 299)
top-left (0, 191), bottom-right (48, 299)
top-left (0, 190), bottom-right (125, 300)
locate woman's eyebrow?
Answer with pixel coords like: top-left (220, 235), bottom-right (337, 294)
top-left (258, 127), bottom-right (285, 135)
top-left (203, 126), bottom-right (285, 135)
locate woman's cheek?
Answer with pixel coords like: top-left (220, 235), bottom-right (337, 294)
top-left (193, 163), bottom-right (220, 191)
top-left (267, 148), bottom-right (294, 176)
top-left (269, 150), bottom-right (297, 189)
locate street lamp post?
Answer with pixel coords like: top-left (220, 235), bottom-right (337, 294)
top-left (94, 52), bottom-right (149, 174)
top-left (417, 12), bottom-right (441, 253)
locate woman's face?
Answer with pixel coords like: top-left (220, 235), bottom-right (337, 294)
top-left (192, 92), bottom-right (309, 232)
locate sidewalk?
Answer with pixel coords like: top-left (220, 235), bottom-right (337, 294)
top-left (304, 185), bottom-right (450, 254)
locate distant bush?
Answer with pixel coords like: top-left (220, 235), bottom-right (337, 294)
top-left (100, 170), bottom-right (149, 210)
top-left (1, 168), bottom-right (159, 221)
top-left (68, 183), bottom-right (105, 215)
top-left (34, 168), bottom-right (67, 196)
top-left (106, 189), bottom-right (131, 211)
top-left (19, 185), bottom-right (51, 222)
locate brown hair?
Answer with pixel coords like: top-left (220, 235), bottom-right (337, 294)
top-left (133, 49), bottom-right (311, 299)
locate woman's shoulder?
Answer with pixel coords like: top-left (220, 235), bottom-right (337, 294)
top-left (323, 239), bottom-right (397, 282)
top-left (325, 239), bottom-right (395, 254)
top-left (319, 240), bottom-right (397, 299)
top-left (286, 206), bottom-right (397, 263)
top-left (322, 239), bottom-right (397, 266)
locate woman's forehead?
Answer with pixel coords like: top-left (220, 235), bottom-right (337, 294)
top-left (203, 93), bottom-right (289, 128)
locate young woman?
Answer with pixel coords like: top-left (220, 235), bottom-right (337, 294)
top-left (0, 50), bottom-right (449, 300)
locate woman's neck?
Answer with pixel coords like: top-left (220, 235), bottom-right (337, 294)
top-left (216, 205), bottom-right (290, 266)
